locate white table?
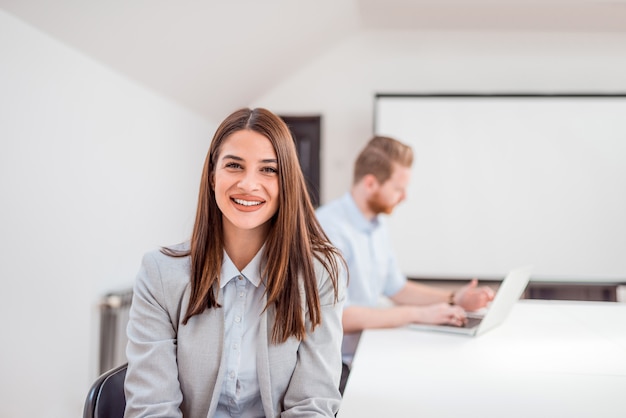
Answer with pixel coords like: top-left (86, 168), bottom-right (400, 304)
top-left (338, 300), bottom-right (626, 418)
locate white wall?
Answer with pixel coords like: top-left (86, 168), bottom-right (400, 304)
top-left (0, 11), bottom-right (214, 417)
top-left (254, 30), bottom-right (626, 204)
top-left (253, 29), bottom-right (626, 279)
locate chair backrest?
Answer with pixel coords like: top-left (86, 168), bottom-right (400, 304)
top-left (83, 362), bottom-right (128, 418)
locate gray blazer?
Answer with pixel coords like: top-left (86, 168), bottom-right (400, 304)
top-left (124, 246), bottom-right (345, 418)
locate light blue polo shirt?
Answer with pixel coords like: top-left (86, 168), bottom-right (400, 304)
top-left (316, 193), bottom-right (407, 363)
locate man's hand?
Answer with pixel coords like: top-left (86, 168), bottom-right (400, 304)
top-left (454, 279), bottom-right (495, 312)
top-left (413, 303), bottom-right (467, 327)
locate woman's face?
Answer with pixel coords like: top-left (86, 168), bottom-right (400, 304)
top-left (213, 129), bottom-right (280, 238)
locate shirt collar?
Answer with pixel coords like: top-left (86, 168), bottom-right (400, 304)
top-left (342, 192), bottom-right (380, 232)
top-left (219, 246), bottom-right (265, 289)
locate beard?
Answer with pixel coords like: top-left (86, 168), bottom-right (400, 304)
top-left (366, 191), bottom-right (395, 215)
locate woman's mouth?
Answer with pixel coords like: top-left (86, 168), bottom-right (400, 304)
top-left (232, 198), bottom-right (264, 207)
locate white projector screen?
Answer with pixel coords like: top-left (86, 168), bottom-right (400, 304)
top-left (374, 94), bottom-right (626, 282)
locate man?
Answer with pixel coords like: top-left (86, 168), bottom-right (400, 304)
top-left (316, 136), bottom-right (495, 392)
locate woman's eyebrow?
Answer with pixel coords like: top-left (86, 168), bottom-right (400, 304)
top-left (221, 154), bottom-right (242, 161)
top-left (222, 154), bottom-right (277, 164)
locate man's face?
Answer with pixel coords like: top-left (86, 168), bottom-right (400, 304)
top-left (366, 164), bottom-right (411, 215)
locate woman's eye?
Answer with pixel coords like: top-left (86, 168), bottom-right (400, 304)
top-left (225, 162), bottom-right (242, 169)
top-left (262, 166), bottom-right (278, 174)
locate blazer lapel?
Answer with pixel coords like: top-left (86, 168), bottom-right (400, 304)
top-left (205, 286), bottom-right (228, 418)
top-left (257, 295), bottom-right (275, 418)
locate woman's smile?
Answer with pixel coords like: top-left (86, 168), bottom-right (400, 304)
top-left (231, 195), bottom-right (266, 211)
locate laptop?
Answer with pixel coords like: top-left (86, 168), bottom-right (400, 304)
top-left (408, 266), bottom-right (532, 336)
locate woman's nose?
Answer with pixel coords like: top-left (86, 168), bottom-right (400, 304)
top-left (237, 171), bottom-right (258, 190)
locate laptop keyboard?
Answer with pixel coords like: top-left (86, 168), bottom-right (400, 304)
top-left (459, 316), bottom-right (483, 328)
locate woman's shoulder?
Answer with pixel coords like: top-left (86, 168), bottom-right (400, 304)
top-left (139, 242), bottom-right (191, 287)
top-left (312, 250), bottom-right (346, 291)
top-left (143, 240), bottom-right (189, 260)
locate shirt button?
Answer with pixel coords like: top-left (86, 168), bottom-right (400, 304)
top-left (238, 275), bottom-right (243, 280)
top-left (229, 371), bottom-right (235, 379)
top-left (239, 292), bottom-right (244, 298)
top-left (234, 316), bottom-right (241, 323)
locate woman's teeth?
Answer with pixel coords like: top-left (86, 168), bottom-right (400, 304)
top-left (234, 198), bottom-right (262, 206)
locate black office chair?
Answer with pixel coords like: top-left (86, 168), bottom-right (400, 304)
top-left (83, 362), bottom-right (128, 418)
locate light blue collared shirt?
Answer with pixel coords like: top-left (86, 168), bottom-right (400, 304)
top-left (316, 193), bottom-right (407, 363)
top-left (215, 249), bottom-right (266, 418)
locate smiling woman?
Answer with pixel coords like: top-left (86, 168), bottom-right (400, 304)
top-left (124, 108), bottom-right (347, 417)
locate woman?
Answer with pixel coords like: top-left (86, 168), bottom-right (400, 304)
top-left (124, 108), bottom-right (346, 417)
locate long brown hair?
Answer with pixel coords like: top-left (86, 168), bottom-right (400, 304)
top-left (163, 108), bottom-right (343, 343)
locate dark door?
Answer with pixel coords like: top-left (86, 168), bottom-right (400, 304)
top-left (280, 115), bottom-right (321, 207)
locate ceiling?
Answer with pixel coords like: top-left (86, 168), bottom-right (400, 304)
top-left (2, 0), bottom-right (625, 121)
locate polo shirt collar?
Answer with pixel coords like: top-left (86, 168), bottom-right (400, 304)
top-left (342, 192), bottom-right (380, 232)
